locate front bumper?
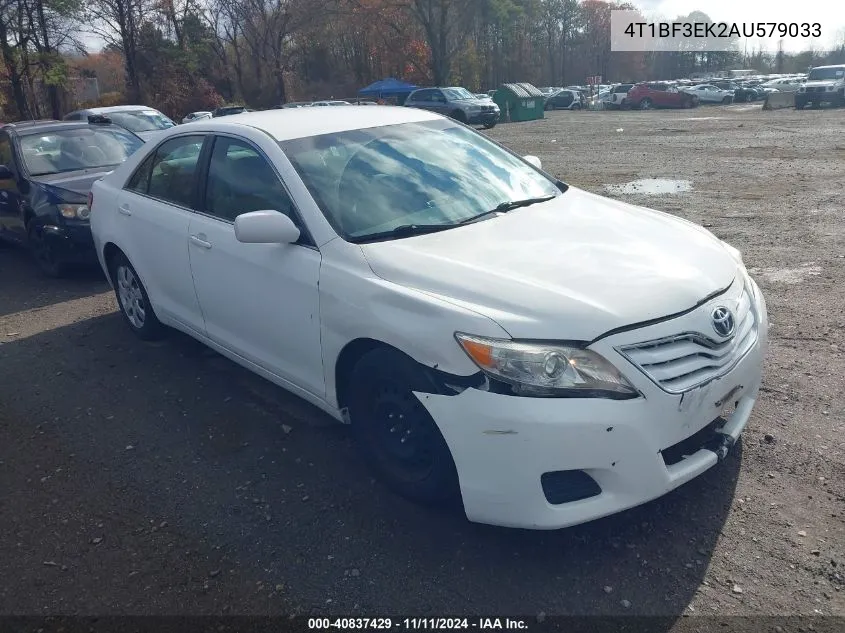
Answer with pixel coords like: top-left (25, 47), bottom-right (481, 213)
top-left (43, 223), bottom-right (97, 264)
top-left (796, 90), bottom-right (843, 105)
top-left (467, 112), bottom-right (500, 125)
top-left (416, 277), bottom-right (768, 529)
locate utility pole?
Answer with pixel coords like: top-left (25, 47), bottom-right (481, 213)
top-left (776, 39), bottom-right (784, 73)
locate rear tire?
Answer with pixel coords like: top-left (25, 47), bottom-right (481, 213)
top-left (27, 221), bottom-right (67, 278)
top-left (722, 96), bottom-right (732, 105)
top-left (348, 347), bottom-right (460, 505)
top-left (108, 251), bottom-right (165, 341)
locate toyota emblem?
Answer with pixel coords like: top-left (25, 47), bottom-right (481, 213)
top-left (711, 306), bottom-right (735, 338)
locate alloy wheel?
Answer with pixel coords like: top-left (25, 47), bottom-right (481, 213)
top-left (116, 264), bottom-right (146, 330)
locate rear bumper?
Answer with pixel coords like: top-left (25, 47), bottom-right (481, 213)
top-left (43, 223), bottom-right (97, 264)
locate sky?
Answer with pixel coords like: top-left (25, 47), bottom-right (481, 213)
top-left (630, 0), bottom-right (845, 52)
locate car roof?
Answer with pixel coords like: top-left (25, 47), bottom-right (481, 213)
top-left (174, 105), bottom-right (440, 142)
top-left (1, 119), bottom-right (118, 136)
top-left (811, 64), bottom-right (845, 70)
top-left (75, 105), bottom-right (163, 114)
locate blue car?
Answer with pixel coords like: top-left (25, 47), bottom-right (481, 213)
top-left (0, 118), bottom-right (144, 277)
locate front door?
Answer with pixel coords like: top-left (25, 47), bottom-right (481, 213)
top-left (187, 135), bottom-right (324, 397)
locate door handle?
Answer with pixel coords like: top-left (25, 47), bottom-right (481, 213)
top-left (118, 204), bottom-right (132, 217)
top-left (189, 234), bottom-right (212, 249)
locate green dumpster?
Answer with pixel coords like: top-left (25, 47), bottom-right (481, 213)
top-left (492, 83), bottom-right (545, 122)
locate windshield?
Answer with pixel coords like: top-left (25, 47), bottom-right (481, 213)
top-left (21, 127), bottom-right (143, 176)
top-left (107, 110), bottom-right (174, 132)
top-left (808, 67), bottom-right (844, 81)
top-left (281, 119), bottom-right (561, 242)
top-left (442, 87), bottom-right (475, 101)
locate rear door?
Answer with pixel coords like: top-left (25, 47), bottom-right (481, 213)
top-left (186, 134), bottom-right (324, 396)
top-left (116, 134), bottom-right (208, 334)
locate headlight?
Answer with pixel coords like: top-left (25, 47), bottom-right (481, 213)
top-left (455, 333), bottom-right (638, 398)
top-left (466, 105), bottom-right (481, 112)
top-left (58, 203), bottom-right (90, 220)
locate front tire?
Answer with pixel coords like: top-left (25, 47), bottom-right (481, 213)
top-left (638, 98), bottom-right (652, 110)
top-left (722, 96), bottom-right (732, 105)
top-left (482, 121), bottom-right (497, 129)
top-left (348, 348), bottom-right (460, 505)
top-left (108, 252), bottom-right (165, 340)
top-left (27, 221), bottom-right (67, 278)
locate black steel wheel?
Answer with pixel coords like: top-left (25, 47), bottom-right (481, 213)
top-left (348, 348), bottom-right (460, 505)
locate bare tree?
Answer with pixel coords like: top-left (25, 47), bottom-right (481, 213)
top-left (87, 0), bottom-right (148, 100)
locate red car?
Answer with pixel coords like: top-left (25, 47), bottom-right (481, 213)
top-left (627, 83), bottom-right (699, 110)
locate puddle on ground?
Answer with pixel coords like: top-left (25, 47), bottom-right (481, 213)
top-left (604, 178), bottom-right (692, 195)
top-left (747, 264), bottom-right (822, 284)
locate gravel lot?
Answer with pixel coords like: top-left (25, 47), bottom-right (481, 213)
top-left (1, 104), bottom-right (843, 625)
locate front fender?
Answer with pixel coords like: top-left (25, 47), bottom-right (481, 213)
top-left (318, 239), bottom-right (509, 408)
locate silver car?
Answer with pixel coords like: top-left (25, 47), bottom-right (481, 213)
top-left (405, 87), bottom-right (500, 129)
top-left (680, 84), bottom-right (734, 104)
top-left (63, 105), bottom-right (176, 140)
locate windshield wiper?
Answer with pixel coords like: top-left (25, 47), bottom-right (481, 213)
top-left (350, 223), bottom-right (456, 244)
top-left (492, 195), bottom-right (557, 213)
top-left (456, 194), bottom-right (559, 226)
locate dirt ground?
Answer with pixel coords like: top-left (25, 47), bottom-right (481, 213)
top-left (0, 103), bottom-right (843, 626)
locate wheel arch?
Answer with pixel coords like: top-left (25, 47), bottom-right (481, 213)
top-left (334, 337), bottom-right (483, 412)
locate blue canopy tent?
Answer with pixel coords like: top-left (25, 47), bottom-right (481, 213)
top-left (358, 78), bottom-right (418, 104)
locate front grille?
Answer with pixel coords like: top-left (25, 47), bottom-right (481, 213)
top-left (616, 286), bottom-right (758, 394)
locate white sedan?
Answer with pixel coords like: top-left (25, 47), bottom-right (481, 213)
top-left (680, 84), bottom-right (734, 104)
top-left (90, 107), bottom-right (768, 529)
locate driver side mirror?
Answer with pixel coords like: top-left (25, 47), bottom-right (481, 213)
top-left (0, 165), bottom-right (14, 180)
top-left (234, 210), bottom-right (300, 244)
top-left (523, 155), bottom-right (542, 170)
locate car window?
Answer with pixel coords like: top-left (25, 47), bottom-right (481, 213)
top-left (145, 135), bottom-right (205, 207)
top-left (411, 89), bottom-right (430, 101)
top-left (204, 136), bottom-right (294, 223)
top-left (126, 153), bottom-right (155, 194)
top-left (108, 109), bottom-right (175, 132)
top-left (430, 91), bottom-right (446, 103)
top-left (19, 127), bottom-right (143, 176)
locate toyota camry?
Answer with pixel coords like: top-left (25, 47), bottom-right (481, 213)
top-left (89, 106), bottom-right (768, 529)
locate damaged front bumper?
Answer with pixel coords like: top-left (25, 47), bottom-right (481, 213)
top-left (414, 280), bottom-right (768, 530)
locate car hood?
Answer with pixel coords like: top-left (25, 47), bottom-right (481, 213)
top-left (135, 129), bottom-right (170, 141)
top-left (359, 187), bottom-right (738, 341)
top-left (31, 167), bottom-right (115, 197)
top-left (803, 80), bottom-right (838, 88)
top-left (461, 98), bottom-right (499, 108)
